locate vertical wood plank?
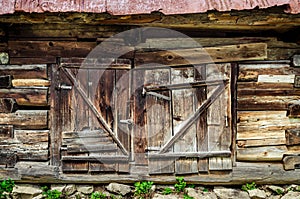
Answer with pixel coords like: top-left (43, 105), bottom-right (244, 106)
top-left (195, 65), bottom-right (209, 173)
top-left (145, 68), bottom-right (174, 174)
top-left (132, 69), bottom-right (147, 165)
top-left (172, 67), bottom-right (198, 174)
top-left (49, 64), bottom-right (62, 166)
top-left (207, 64), bottom-right (232, 171)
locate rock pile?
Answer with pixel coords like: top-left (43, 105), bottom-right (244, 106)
top-left (6, 183), bottom-right (300, 199)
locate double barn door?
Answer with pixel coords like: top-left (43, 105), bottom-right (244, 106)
top-left (51, 57), bottom-right (233, 175)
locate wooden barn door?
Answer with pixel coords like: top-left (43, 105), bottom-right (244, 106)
top-left (51, 58), bottom-right (131, 173)
top-left (51, 58), bottom-right (234, 175)
top-left (133, 63), bottom-right (233, 174)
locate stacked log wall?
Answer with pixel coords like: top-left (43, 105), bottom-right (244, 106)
top-left (0, 21), bottom-right (300, 183)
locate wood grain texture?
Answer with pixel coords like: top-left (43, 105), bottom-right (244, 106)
top-left (237, 145), bottom-right (288, 161)
top-left (0, 88), bottom-right (48, 106)
top-left (135, 43), bottom-right (267, 67)
top-left (12, 79), bottom-right (50, 87)
top-left (0, 64), bottom-right (47, 79)
top-left (0, 110), bottom-right (48, 129)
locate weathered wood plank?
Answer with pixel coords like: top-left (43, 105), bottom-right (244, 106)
top-left (0, 88), bottom-right (48, 106)
top-left (257, 75), bottom-right (295, 83)
top-left (0, 110), bottom-right (48, 129)
top-left (148, 159), bottom-right (175, 174)
top-left (14, 130), bottom-right (49, 144)
top-left (148, 151), bottom-right (231, 159)
top-left (207, 64), bottom-right (232, 171)
top-left (209, 157), bottom-right (232, 171)
top-left (62, 129), bottom-right (106, 139)
top-left (0, 142), bottom-right (48, 161)
top-left (237, 145), bottom-right (288, 161)
top-left (195, 65), bottom-right (208, 173)
top-left (12, 79), bottom-right (50, 87)
top-left (135, 43), bottom-right (267, 67)
top-left (61, 57), bottom-right (131, 69)
top-left (286, 129), bottom-right (300, 146)
top-left (8, 24), bottom-right (130, 39)
top-left (237, 137), bottom-right (286, 147)
top-left (61, 155), bottom-right (129, 162)
top-left (0, 98), bottom-right (18, 113)
top-left (238, 96), bottom-right (300, 110)
top-left (132, 69), bottom-right (148, 164)
top-left (0, 64), bottom-right (47, 79)
top-left (0, 75), bottom-right (12, 88)
top-left (145, 68), bottom-right (173, 174)
top-left (8, 41), bottom-right (96, 58)
top-left (10, 57), bottom-right (57, 65)
top-left (89, 163), bottom-right (116, 172)
top-left (238, 64), bottom-right (298, 81)
top-left (61, 153), bottom-right (88, 173)
top-left (66, 144), bottom-right (118, 153)
top-left (171, 67), bottom-right (197, 174)
top-left (237, 129), bottom-right (285, 140)
top-left (237, 111), bottom-right (300, 132)
top-left (15, 161), bottom-right (59, 179)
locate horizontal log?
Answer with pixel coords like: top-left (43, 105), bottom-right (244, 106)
top-left (0, 75), bottom-right (12, 88)
top-left (238, 64), bottom-right (298, 81)
top-left (257, 75), bottom-right (295, 83)
top-left (237, 111), bottom-right (300, 132)
top-left (61, 155), bottom-right (129, 162)
top-left (14, 162), bottom-right (59, 179)
top-left (0, 110), bottom-right (48, 129)
top-left (12, 79), bottom-right (50, 87)
top-left (237, 145), bottom-right (288, 161)
top-left (135, 43), bottom-right (267, 67)
top-left (0, 98), bottom-right (18, 113)
top-left (237, 129), bottom-right (285, 140)
top-left (8, 41), bottom-right (96, 58)
top-left (237, 138), bottom-right (286, 147)
top-left (9, 57), bottom-right (57, 65)
top-left (238, 96), bottom-right (299, 110)
top-left (8, 24), bottom-right (129, 39)
top-left (0, 64), bottom-right (47, 79)
top-left (0, 88), bottom-right (48, 106)
top-left (0, 142), bottom-right (48, 160)
top-left (148, 151), bottom-right (231, 159)
top-left (14, 130), bottom-right (49, 144)
top-left (238, 82), bottom-right (294, 90)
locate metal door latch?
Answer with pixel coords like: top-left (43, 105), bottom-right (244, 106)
top-left (56, 83), bottom-right (72, 90)
top-left (119, 119), bottom-right (133, 125)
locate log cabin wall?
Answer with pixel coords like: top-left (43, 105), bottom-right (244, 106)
top-left (1, 8), bottom-right (300, 184)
